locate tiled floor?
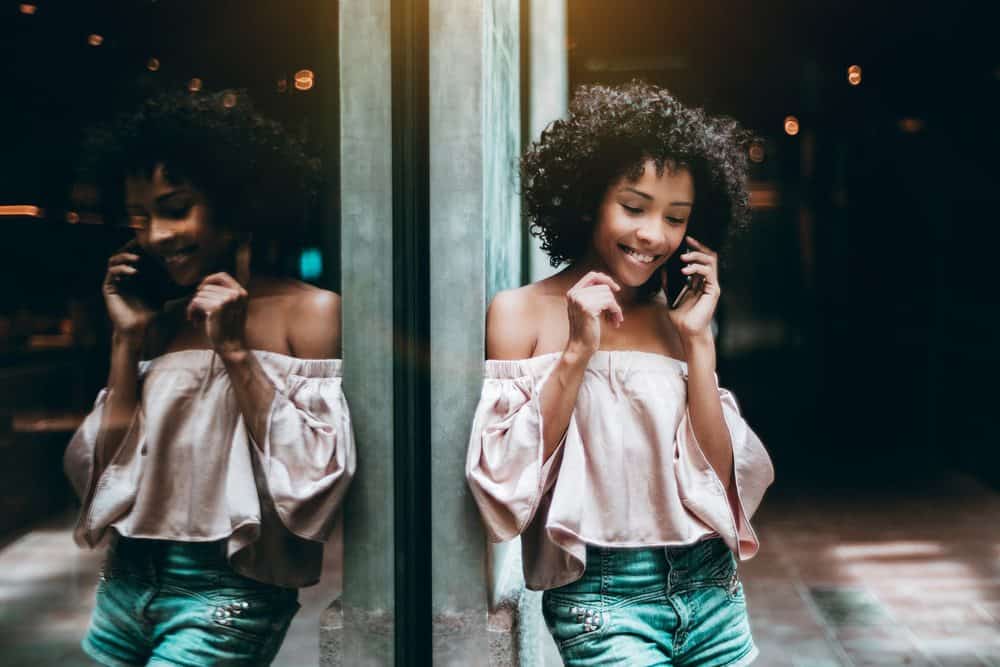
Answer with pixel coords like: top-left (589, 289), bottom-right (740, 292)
top-left (0, 473), bottom-right (997, 666)
top-left (740, 473), bottom-right (1000, 667)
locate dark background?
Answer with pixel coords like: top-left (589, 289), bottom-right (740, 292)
top-left (1, 0), bottom-right (998, 528)
top-left (0, 0), bottom-right (337, 536)
top-left (567, 1), bottom-right (1000, 491)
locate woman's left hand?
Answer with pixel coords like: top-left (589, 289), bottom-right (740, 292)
top-left (665, 235), bottom-right (721, 341)
top-left (186, 272), bottom-right (249, 357)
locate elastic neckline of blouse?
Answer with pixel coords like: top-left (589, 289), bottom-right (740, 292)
top-left (139, 349), bottom-right (343, 378)
top-left (484, 349), bottom-right (688, 379)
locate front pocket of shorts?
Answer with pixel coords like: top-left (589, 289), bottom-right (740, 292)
top-left (542, 595), bottom-right (609, 649)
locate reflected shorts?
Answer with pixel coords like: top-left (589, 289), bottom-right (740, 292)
top-left (542, 538), bottom-right (758, 666)
top-left (83, 536), bottom-right (300, 667)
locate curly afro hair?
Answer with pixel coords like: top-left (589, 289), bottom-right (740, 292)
top-left (521, 80), bottom-right (752, 296)
top-left (82, 89), bottom-right (320, 238)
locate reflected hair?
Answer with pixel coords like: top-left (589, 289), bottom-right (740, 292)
top-left (82, 89), bottom-right (320, 236)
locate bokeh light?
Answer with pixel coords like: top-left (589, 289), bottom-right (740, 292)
top-left (87, 34), bottom-right (104, 47)
top-left (749, 141), bottom-right (766, 163)
top-left (848, 64), bottom-right (862, 86)
top-left (784, 115), bottom-right (800, 136)
top-left (19, 4), bottom-right (37, 15)
top-left (188, 77), bottom-right (203, 93)
top-left (147, 57), bottom-right (160, 72)
top-left (293, 69), bottom-right (315, 91)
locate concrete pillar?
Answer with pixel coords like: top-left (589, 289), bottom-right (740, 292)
top-left (428, 0), bottom-right (522, 664)
top-left (525, 0), bottom-right (568, 283)
top-left (322, 1), bottom-right (396, 665)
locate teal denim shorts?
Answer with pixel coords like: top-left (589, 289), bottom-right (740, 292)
top-left (542, 538), bottom-right (758, 666)
top-left (82, 536), bottom-right (300, 667)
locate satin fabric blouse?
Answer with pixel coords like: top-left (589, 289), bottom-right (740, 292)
top-left (466, 350), bottom-right (775, 591)
top-left (63, 349), bottom-right (356, 588)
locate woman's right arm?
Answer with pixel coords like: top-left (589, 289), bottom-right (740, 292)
top-left (466, 273), bottom-right (623, 541)
top-left (93, 250), bottom-right (156, 472)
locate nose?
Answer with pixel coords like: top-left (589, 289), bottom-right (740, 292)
top-left (145, 216), bottom-right (176, 249)
top-left (634, 217), bottom-right (666, 248)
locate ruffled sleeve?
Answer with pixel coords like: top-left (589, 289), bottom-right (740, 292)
top-left (249, 366), bottom-right (356, 543)
top-left (63, 388), bottom-right (110, 501)
top-left (466, 358), bottom-right (578, 542)
top-left (64, 382), bottom-right (147, 548)
top-left (673, 387), bottom-right (774, 560)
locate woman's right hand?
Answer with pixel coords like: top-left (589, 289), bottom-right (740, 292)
top-left (565, 271), bottom-right (624, 359)
top-left (103, 250), bottom-right (155, 338)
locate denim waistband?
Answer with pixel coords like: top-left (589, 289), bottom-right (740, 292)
top-left (106, 536), bottom-right (259, 591)
top-left (557, 538), bottom-right (737, 598)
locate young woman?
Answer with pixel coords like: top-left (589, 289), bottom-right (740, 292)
top-left (64, 91), bottom-right (355, 666)
top-left (466, 81), bottom-right (775, 666)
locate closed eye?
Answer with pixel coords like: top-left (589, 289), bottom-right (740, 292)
top-left (666, 217), bottom-right (686, 224)
top-left (620, 203), bottom-right (643, 215)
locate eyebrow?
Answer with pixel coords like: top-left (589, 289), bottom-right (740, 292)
top-left (621, 187), bottom-right (693, 207)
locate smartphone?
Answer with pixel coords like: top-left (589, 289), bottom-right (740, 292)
top-left (664, 241), bottom-right (701, 309)
top-left (119, 242), bottom-right (194, 310)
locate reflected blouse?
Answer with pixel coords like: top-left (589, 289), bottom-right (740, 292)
top-left (63, 349), bottom-right (356, 588)
top-left (466, 350), bottom-right (775, 591)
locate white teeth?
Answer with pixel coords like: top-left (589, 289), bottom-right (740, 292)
top-left (622, 246), bottom-right (656, 263)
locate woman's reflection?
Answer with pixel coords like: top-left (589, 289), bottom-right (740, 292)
top-left (63, 90), bottom-right (355, 666)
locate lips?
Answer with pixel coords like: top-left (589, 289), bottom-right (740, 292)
top-left (618, 243), bottom-right (660, 265)
top-left (160, 245), bottom-right (198, 267)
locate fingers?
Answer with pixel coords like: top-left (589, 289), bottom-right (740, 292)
top-left (199, 272), bottom-right (243, 291)
top-left (679, 250), bottom-right (716, 266)
top-left (572, 271), bottom-right (621, 293)
top-left (106, 264), bottom-right (137, 281)
top-left (681, 263), bottom-right (714, 280)
top-left (684, 236), bottom-right (716, 254)
top-left (108, 253), bottom-right (140, 268)
top-left (574, 284), bottom-right (624, 326)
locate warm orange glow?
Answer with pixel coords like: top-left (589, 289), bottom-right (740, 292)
top-left (898, 117), bottom-right (925, 134)
top-left (748, 181), bottom-right (780, 209)
top-left (88, 34), bottom-right (104, 47)
top-left (748, 142), bottom-right (765, 163)
top-left (293, 69), bottom-right (315, 91)
top-left (188, 77), bottom-right (203, 93)
top-left (0, 205), bottom-right (43, 217)
top-left (65, 211), bottom-right (80, 224)
top-left (848, 64), bottom-right (862, 86)
top-left (784, 115), bottom-right (800, 136)
top-left (19, 4), bottom-right (37, 15)
top-left (222, 92), bottom-right (237, 108)
top-left (147, 57), bottom-right (160, 72)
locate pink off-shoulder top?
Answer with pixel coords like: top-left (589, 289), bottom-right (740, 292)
top-left (466, 349), bottom-right (775, 591)
top-left (63, 349), bottom-right (356, 588)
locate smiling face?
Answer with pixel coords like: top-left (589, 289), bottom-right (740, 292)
top-left (125, 163), bottom-right (235, 287)
top-left (585, 159), bottom-right (694, 289)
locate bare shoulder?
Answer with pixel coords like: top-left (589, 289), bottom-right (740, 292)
top-left (252, 278), bottom-right (341, 358)
top-left (486, 283), bottom-right (548, 360)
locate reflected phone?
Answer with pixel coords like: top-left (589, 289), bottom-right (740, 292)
top-left (117, 241), bottom-right (192, 311)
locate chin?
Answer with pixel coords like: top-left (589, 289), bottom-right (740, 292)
top-left (166, 266), bottom-right (202, 287)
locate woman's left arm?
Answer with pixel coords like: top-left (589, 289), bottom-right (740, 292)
top-left (683, 333), bottom-right (735, 489)
top-left (669, 235), bottom-right (735, 489)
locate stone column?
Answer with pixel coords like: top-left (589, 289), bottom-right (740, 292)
top-left (525, 0), bottom-right (568, 283)
top-left (428, 0), bottom-right (522, 664)
top-left (321, 1), bottom-right (396, 665)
